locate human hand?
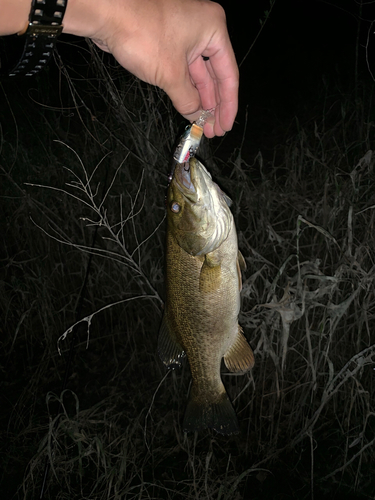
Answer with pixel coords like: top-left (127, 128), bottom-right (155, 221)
top-left (63, 0), bottom-right (239, 137)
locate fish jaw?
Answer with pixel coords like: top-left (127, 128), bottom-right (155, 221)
top-left (166, 158), bottom-right (233, 256)
top-left (174, 161), bottom-right (197, 199)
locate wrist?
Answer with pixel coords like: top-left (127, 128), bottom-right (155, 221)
top-left (62, 0), bottom-right (173, 51)
top-left (62, 0), bottom-right (115, 39)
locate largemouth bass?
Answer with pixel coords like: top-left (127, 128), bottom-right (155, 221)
top-left (158, 157), bottom-right (254, 435)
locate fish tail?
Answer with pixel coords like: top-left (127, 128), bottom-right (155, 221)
top-left (183, 386), bottom-right (239, 435)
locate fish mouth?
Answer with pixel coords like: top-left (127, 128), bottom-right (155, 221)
top-left (174, 162), bottom-right (196, 200)
top-left (173, 159), bottom-right (211, 203)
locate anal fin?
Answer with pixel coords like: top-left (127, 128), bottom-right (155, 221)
top-left (224, 325), bottom-right (255, 373)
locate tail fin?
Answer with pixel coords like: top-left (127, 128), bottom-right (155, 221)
top-left (183, 387), bottom-right (239, 435)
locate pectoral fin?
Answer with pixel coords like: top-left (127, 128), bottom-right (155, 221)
top-left (199, 254), bottom-right (222, 293)
top-left (224, 326), bottom-right (255, 373)
top-left (222, 191), bottom-right (233, 207)
top-left (158, 311), bottom-right (185, 369)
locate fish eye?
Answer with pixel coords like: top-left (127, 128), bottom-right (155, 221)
top-left (170, 201), bottom-right (181, 213)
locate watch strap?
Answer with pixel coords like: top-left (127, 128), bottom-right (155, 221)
top-left (0, 0), bottom-right (68, 77)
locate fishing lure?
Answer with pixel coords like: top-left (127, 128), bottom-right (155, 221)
top-left (173, 109), bottom-right (214, 164)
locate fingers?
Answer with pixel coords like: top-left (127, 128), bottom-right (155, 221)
top-left (203, 42), bottom-right (239, 136)
top-left (171, 50), bottom-right (238, 138)
top-left (177, 38), bottom-right (238, 136)
top-left (181, 55), bottom-right (220, 137)
top-left (160, 1), bottom-right (238, 138)
top-left (162, 65), bottom-right (202, 121)
top-left (188, 3), bottom-right (239, 137)
top-left (188, 56), bottom-right (217, 111)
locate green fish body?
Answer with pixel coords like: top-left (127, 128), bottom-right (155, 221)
top-left (159, 158), bottom-right (254, 435)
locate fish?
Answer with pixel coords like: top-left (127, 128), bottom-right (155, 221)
top-left (158, 157), bottom-right (254, 435)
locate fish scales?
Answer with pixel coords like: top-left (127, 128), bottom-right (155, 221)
top-left (159, 157), bottom-right (254, 435)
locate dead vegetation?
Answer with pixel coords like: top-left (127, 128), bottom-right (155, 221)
top-left (1, 41), bottom-right (375, 500)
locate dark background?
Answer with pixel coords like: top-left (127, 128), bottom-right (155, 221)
top-left (1, 1), bottom-right (375, 498)
top-left (218, 0), bottom-right (373, 158)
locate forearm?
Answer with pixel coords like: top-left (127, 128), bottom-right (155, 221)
top-left (0, 0), bottom-right (31, 35)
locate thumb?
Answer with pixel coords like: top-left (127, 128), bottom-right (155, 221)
top-left (163, 68), bottom-right (203, 123)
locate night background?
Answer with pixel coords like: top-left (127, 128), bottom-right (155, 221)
top-left (1, 0), bottom-right (375, 498)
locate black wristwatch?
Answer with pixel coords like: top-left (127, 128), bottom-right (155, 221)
top-left (0, 0), bottom-right (68, 77)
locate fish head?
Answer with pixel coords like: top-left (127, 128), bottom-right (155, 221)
top-left (166, 158), bottom-right (233, 256)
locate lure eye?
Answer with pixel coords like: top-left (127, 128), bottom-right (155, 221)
top-left (170, 201), bottom-right (181, 213)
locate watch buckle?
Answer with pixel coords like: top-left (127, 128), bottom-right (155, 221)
top-left (24, 23), bottom-right (64, 38)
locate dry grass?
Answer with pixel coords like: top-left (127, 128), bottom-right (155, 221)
top-left (1, 41), bottom-right (375, 500)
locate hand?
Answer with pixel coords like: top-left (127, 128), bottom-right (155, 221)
top-left (0, 0), bottom-right (239, 137)
top-left (64, 0), bottom-right (239, 137)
